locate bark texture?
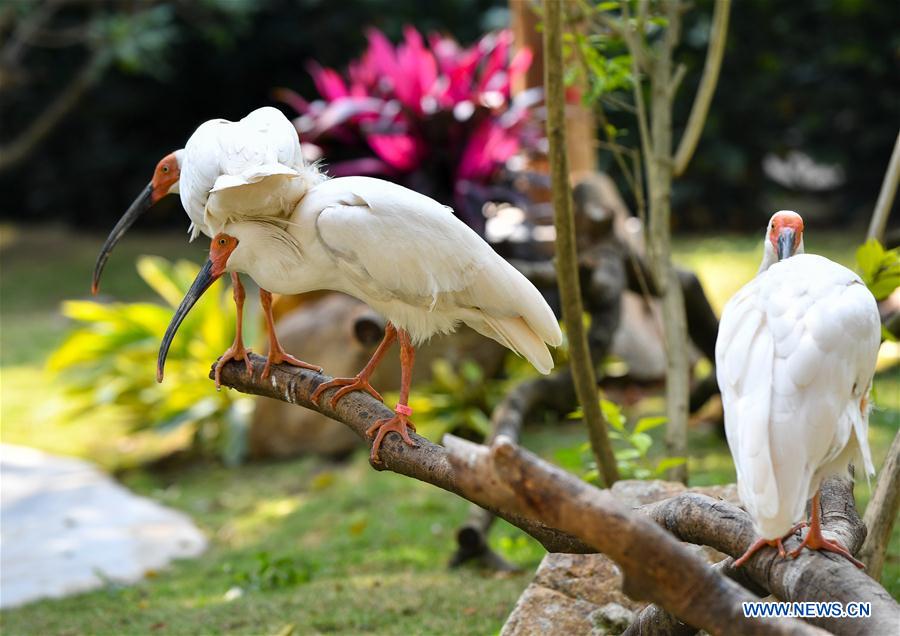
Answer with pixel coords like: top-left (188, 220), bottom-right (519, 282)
top-left (859, 427), bottom-right (900, 579)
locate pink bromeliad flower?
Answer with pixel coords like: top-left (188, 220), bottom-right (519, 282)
top-left (275, 26), bottom-right (541, 232)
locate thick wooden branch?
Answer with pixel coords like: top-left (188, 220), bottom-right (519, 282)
top-left (860, 427), bottom-right (900, 579)
top-left (216, 358), bottom-right (895, 634)
top-left (213, 355), bottom-right (592, 554)
top-left (641, 482), bottom-right (900, 635)
top-left (623, 558), bottom-right (767, 636)
top-left (444, 435), bottom-right (821, 635)
top-left (450, 372), bottom-right (576, 568)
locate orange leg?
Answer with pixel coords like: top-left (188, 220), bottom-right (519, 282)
top-left (214, 273), bottom-right (253, 388)
top-left (311, 323), bottom-right (397, 408)
top-left (789, 491), bottom-right (865, 568)
top-left (365, 328), bottom-right (418, 464)
top-left (259, 289), bottom-right (322, 379)
top-left (733, 521), bottom-right (807, 567)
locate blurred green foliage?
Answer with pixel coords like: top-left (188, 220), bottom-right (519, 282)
top-left (856, 239), bottom-right (900, 301)
top-left (563, 398), bottom-right (684, 480)
top-left (404, 359), bottom-right (504, 444)
top-left (48, 256), bottom-right (253, 465)
top-left (226, 551), bottom-right (314, 592)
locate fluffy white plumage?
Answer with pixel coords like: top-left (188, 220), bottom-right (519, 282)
top-left (717, 250), bottom-right (879, 540)
top-left (222, 176), bottom-right (563, 374)
top-left (179, 106), bottom-right (324, 240)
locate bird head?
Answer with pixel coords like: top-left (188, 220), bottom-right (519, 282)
top-left (92, 149), bottom-right (184, 295)
top-left (150, 151), bottom-right (182, 203)
top-left (762, 210), bottom-right (804, 269)
top-left (156, 232), bottom-right (238, 382)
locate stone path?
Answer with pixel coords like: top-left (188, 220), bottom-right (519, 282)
top-left (0, 444), bottom-right (206, 609)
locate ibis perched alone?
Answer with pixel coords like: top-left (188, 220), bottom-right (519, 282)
top-left (716, 211), bottom-right (879, 567)
top-left (92, 107), bottom-right (325, 382)
top-left (157, 175), bottom-right (563, 461)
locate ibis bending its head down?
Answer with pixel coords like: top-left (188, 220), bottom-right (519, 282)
top-left (716, 210), bottom-right (879, 567)
top-left (157, 176), bottom-right (563, 461)
top-left (92, 107), bottom-right (326, 381)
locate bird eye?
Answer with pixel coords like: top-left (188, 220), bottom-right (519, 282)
top-left (162, 165), bottom-right (169, 173)
top-left (218, 238), bottom-right (227, 246)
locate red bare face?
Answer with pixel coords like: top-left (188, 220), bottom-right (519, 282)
top-left (769, 211), bottom-right (804, 252)
top-left (150, 152), bottom-right (180, 203)
top-left (210, 233), bottom-right (239, 276)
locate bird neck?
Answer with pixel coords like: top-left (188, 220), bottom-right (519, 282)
top-left (758, 238), bottom-right (805, 273)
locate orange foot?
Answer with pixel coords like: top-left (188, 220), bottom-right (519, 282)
top-left (262, 349), bottom-right (322, 379)
top-left (215, 343), bottom-right (253, 389)
top-left (789, 526), bottom-right (864, 568)
top-left (311, 374), bottom-right (383, 408)
top-left (365, 406), bottom-right (417, 463)
top-left (733, 522), bottom-right (806, 567)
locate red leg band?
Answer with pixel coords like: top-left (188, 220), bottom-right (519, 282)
top-left (395, 403), bottom-right (413, 416)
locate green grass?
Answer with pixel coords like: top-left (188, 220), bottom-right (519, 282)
top-left (0, 455), bottom-right (540, 636)
top-left (0, 226), bottom-right (897, 634)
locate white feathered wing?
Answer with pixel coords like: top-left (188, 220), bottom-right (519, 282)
top-left (179, 107), bottom-right (323, 239)
top-left (303, 176), bottom-right (562, 374)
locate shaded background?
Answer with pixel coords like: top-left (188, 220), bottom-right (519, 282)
top-left (2, 0), bottom-right (898, 232)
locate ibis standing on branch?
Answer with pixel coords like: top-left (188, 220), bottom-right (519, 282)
top-left (156, 175), bottom-right (563, 462)
top-left (92, 107), bottom-right (326, 383)
top-left (716, 210), bottom-right (879, 567)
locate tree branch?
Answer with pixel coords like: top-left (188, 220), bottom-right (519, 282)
top-left (214, 355), bottom-right (592, 554)
top-left (623, 558), bottom-right (768, 636)
top-left (450, 373), bottom-right (572, 569)
top-left (641, 483), bottom-right (900, 635)
top-left (672, 0), bottom-right (731, 177)
top-left (444, 435), bottom-right (822, 635)
top-left (866, 129), bottom-right (900, 242)
top-left (215, 358), bottom-right (897, 634)
top-left (543, 0), bottom-right (619, 486)
top-left (859, 427), bottom-right (900, 579)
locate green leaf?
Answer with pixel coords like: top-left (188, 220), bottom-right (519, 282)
top-left (634, 415), bottom-right (666, 434)
top-left (629, 432), bottom-right (653, 456)
top-left (654, 457), bottom-right (687, 476)
top-left (856, 239), bottom-right (900, 300)
top-left (855, 239), bottom-right (884, 282)
top-left (137, 256), bottom-right (187, 308)
top-left (871, 275), bottom-right (900, 301)
top-left (600, 398), bottom-right (626, 431)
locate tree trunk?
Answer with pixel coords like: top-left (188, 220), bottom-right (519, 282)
top-left (544, 0), bottom-right (619, 486)
top-left (646, 1), bottom-right (690, 483)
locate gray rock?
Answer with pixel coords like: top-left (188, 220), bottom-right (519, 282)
top-left (1, 444), bottom-right (206, 608)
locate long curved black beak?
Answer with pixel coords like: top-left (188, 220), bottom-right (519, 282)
top-left (157, 259), bottom-right (221, 383)
top-left (777, 228), bottom-right (797, 261)
top-left (92, 182), bottom-right (154, 295)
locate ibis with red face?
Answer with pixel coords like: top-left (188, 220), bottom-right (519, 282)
top-left (157, 176), bottom-right (563, 462)
top-left (717, 210), bottom-right (879, 567)
top-left (92, 107), bottom-right (325, 382)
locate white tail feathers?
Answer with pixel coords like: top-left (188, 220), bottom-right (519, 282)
top-left (482, 315), bottom-right (554, 374)
top-left (502, 261), bottom-right (563, 348)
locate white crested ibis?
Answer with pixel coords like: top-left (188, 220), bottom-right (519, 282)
top-left (157, 176), bottom-right (563, 461)
top-left (716, 210), bottom-right (879, 567)
top-left (92, 107), bottom-right (325, 382)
